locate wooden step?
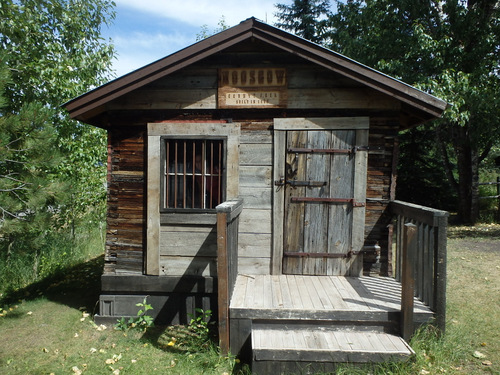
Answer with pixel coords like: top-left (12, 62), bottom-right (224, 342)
top-left (252, 327), bottom-right (414, 371)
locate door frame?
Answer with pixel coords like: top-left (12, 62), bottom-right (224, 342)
top-left (271, 117), bottom-right (369, 275)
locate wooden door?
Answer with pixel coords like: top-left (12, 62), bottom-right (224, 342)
top-left (280, 128), bottom-right (368, 276)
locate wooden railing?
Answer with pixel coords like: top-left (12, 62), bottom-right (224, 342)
top-left (390, 200), bottom-right (448, 338)
top-left (216, 198), bottom-right (243, 355)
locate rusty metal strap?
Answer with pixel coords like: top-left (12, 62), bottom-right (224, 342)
top-left (288, 147), bottom-right (351, 154)
top-left (287, 146), bottom-right (379, 155)
top-left (290, 197), bottom-right (365, 207)
top-left (284, 251), bottom-right (361, 259)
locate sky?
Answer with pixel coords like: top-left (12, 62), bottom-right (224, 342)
top-left (101, 0), bottom-right (311, 78)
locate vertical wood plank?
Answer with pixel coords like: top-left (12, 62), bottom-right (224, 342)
top-left (146, 134), bottom-right (160, 275)
top-left (350, 128), bottom-right (369, 276)
top-left (272, 130), bottom-right (286, 274)
top-left (327, 130), bottom-right (354, 275)
top-left (387, 223), bottom-right (394, 277)
top-left (426, 226), bottom-right (435, 309)
top-left (283, 131), bottom-right (307, 274)
top-left (401, 223), bottom-right (416, 341)
top-left (435, 215), bottom-right (448, 334)
top-left (304, 130), bottom-right (330, 274)
top-left (216, 210), bottom-right (229, 354)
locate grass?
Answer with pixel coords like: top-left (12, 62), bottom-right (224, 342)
top-left (0, 224), bottom-right (498, 374)
top-left (0, 221), bottom-right (105, 299)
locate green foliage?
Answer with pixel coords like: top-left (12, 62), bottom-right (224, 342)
top-left (0, 217), bottom-right (105, 298)
top-left (196, 16), bottom-right (230, 41)
top-left (0, 61), bottom-right (67, 246)
top-left (187, 308), bottom-right (214, 342)
top-left (275, 0), bottom-right (331, 43)
top-left (115, 297), bottom-right (154, 332)
top-left (0, 0), bottom-right (116, 108)
top-left (327, 0), bottom-right (500, 222)
top-left (396, 127), bottom-right (458, 210)
top-left (0, 0), bottom-right (115, 254)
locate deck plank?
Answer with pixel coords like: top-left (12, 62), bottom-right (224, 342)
top-left (312, 277), bottom-right (334, 310)
top-left (343, 277), bottom-right (382, 311)
top-left (319, 276), bottom-right (349, 309)
top-left (231, 275), bottom-right (249, 308)
top-left (271, 275), bottom-right (284, 308)
top-left (334, 276), bottom-right (371, 310)
top-left (279, 275), bottom-right (294, 309)
top-left (295, 275), bottom-right (315, 309)
top-left (244, 275), bottom-right (256, 308)
top-left (263, 275), bottom-right (273, 309)
top-left (285, 275), bottom-right (303, 309)
top-left (303, 276), bottom-right (325, 309)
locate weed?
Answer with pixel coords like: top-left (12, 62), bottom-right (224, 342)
top-left (114, 297), bottom-right (154, 332)
top-left (188, 308), bottom-right (213, 339)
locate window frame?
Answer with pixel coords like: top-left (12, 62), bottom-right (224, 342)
top-left (146, 121), bottom-right (240, 276)
top-left (159, 136), bottom-right (227, 213)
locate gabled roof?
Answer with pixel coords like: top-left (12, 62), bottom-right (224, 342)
top-left (65, 17), bottom-right (447, 125)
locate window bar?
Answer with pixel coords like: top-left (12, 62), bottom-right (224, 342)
top-left (174, 141), bottom-right (178, 208)
top-left (183, 140), bottom-right (187, 208)
top-left (191, 142), bottom-right (196, 208)
top-left (165, 140), bottom-right (169, 210)
top-left (209, 141), bottom-right (214, 208)
top-left (218, 141), bottom-right (222, 205)
top-left (201, 141), bottom-right (206, 209)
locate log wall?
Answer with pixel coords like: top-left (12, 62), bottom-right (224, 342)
top-left (106, 127), bottom-right (145, 275)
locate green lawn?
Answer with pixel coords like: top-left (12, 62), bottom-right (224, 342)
top-left (0, 225), bottom-right (498, 375)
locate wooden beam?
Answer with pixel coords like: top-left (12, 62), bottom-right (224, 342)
top-left (401, 223), bottom-right (416, 341)
top-left (217, 209), bottom-right (229, 354)
top-left (146, 135), bottom-right (160, 275)
top-left (274, 117), bottom-right (369, 131)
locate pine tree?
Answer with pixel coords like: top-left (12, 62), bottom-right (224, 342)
top-left (0, 61), bottom-right (65, 251)
top-left (275, 0), bottom-right (331, 43)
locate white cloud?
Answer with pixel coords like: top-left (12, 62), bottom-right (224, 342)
top-left (105, 0), bottom-right (295, 77)
top-left (115, 0), bottom-right (284, 28)
top-left (113, 30), bottom-right (193, 69)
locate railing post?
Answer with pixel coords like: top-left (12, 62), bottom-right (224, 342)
top-left (401, 223), bottom-right (417, 341)
top-left (216, 199), bottom-right (243, 356)
top-left (434, 215), bottom-right (448, 334)
top-left (497, 176), bottom-right (500, 222)
top-left (217, 209), bottom-right (229, 354)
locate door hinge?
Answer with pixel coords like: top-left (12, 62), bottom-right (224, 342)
top-left (275, 178), bottom-right (327, 188)
top-left (284, 250), bottom-right (361, 259)
top-left (290, 197), bottom-right (366, 207)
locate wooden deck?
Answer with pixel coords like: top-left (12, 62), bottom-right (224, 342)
top-left (229, 275), bottom-right (433, 373)
top-left (230, 274), bottom-right (433, 321)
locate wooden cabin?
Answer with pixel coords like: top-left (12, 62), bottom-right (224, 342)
top-left (65, 18), bottom-right (449, 372)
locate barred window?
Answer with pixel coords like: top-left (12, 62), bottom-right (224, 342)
top-left (160, 138), bottom-right (225, 211)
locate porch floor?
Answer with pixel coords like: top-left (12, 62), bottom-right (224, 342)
top-left (230, 275), bottom-right (433, 322)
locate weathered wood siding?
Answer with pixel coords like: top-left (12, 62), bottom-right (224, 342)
top-left (365, 118), bottom-right (399, 275)
top-left (104, 50), bottom-right (403, 276)
top-left (238, 123), bottom-right (274, 274)
top-left (106, 127), bottom-right (145, 274)
top-left (159, 224), bottom-right (217, 276)
top-left (107, 57), bottom-right (400, 113)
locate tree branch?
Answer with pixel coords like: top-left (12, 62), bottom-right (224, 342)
top-left (478, 141), bottom-right (493, 163)
top-left (436, 127), bottom-right (459, 191)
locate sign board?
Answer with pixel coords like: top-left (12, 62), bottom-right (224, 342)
top-left (218, 68), bottom-right (287, 108)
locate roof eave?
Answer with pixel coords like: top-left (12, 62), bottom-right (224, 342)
top-left (65, 17), bottom-right (447, 125)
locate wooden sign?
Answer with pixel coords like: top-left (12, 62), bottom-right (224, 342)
top-left (218, 68), bottom-right (287, 108)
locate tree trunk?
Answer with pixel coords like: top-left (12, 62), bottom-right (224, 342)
top-left (454, 126), bottom-right (480, 223)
